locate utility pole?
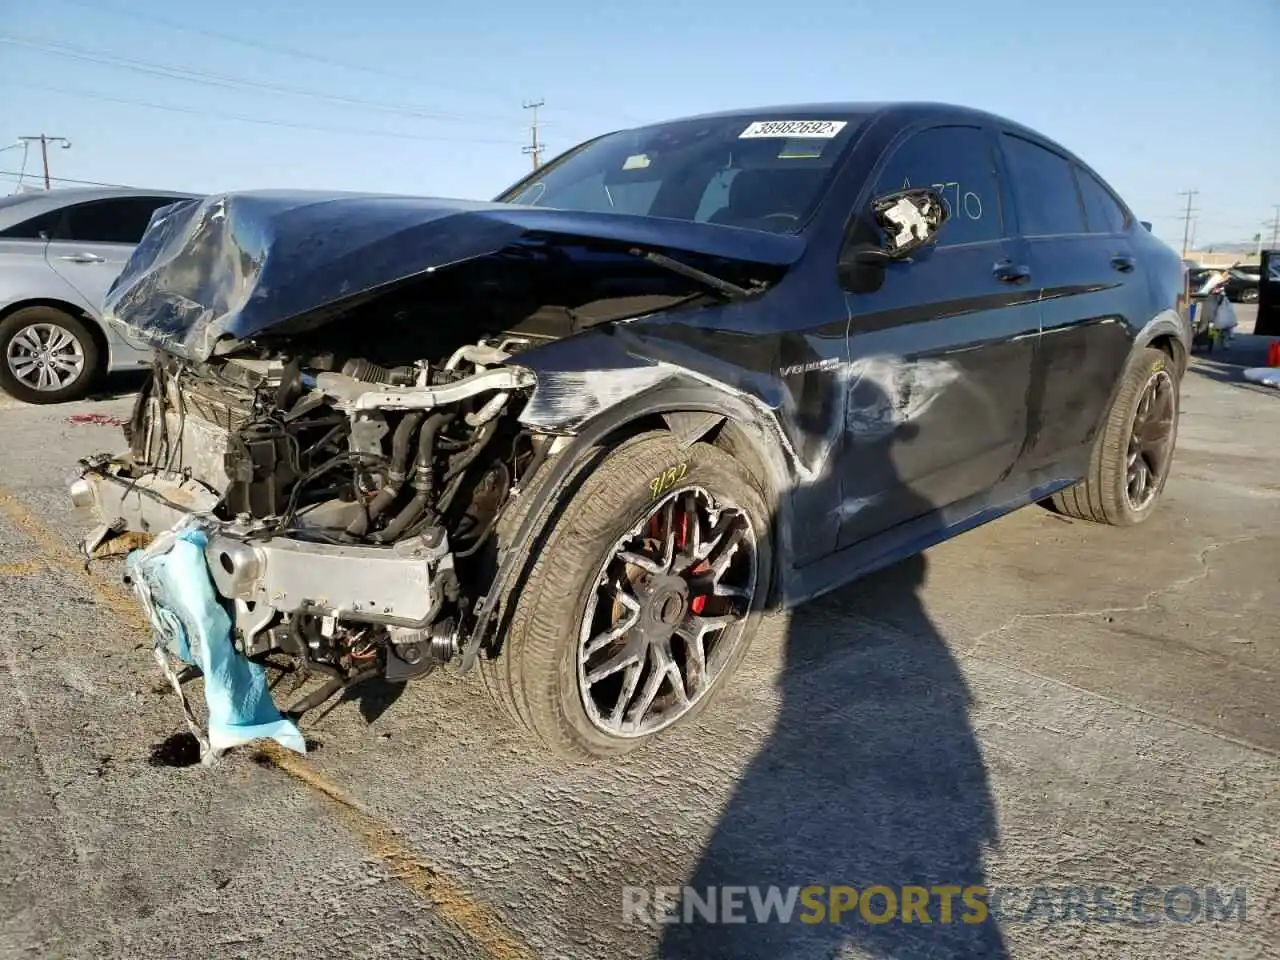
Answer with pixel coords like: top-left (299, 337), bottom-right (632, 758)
top-left (522, 99), bottom-right (545, 171)
top-left (1176, 189), bottom-right (1198, 258)
top-left (1268, 205), bottom-right (1280, 250)
top-left (18, 135), bottom-right (71, 190)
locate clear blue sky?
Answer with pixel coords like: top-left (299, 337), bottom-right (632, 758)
top-left (1, 0), bottom-right (1276, 249)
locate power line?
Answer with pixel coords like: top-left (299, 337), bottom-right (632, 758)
top-left (0, 169), bottom-right (133, 188)
top-left (1176, 189), bottom-right (1198, 258)
top-left (10, 82), bottom-right (527, 146)
top-left (47, 0), bottom-right (642, 126)
top-left (0, 35), bottom-right (518, 128)
top-left (49, 0), bottom-right (528, 114)
top-left (522, 99), bottom-right (545, 171)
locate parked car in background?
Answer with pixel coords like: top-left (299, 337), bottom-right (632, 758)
top-left (0, 187), bottom-right (197, 403)
top-left (1223, 263), bottom-right (1260, 303)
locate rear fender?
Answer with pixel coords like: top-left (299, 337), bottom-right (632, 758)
top-left (1083, 308), bottom-right (1190, 451)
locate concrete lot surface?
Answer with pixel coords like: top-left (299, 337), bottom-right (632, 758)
top-left (1, 308), bottom-right (1277, 959)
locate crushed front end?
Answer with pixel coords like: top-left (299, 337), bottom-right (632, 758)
top-left (71, 337), bottom-right (546, 754)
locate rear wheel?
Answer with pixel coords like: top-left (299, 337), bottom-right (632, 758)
top-left (0, 306), bottom-right (101, 404)
top-left (1049, 346), bottom-right (1179, 526)
top-left (1239, 287), bottom-right (1259, 304)
top-left (480, 430), bottom-right (773, 760)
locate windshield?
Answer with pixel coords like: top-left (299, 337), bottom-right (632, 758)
top-left (495, 113), bottom-right (866, 234)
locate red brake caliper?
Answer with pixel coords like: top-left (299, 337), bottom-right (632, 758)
top-left (676, 506), bottom-right (708, 614)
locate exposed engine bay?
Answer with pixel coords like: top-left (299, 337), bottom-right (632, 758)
top-left (88, 340), bottom-right (544, 716)
top-left (126, 333), bottom-right (537, 676)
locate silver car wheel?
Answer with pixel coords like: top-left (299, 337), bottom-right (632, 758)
top-left (576, 485), bottom-right (758, 739)
top-left (5, 322), bottom-right (86, 391)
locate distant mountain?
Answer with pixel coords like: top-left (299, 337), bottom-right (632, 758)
top-left (1198, 241), bottom-right (1261, 254)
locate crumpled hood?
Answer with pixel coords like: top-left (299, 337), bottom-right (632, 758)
top-left (102, 190), bottom-right (807, 361)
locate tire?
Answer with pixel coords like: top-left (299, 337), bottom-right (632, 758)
top-left (1049, 346), bottom-right (1180, 526)
top-left (0, 306), bottom-right (101, 404)
top-left (480, 430), bottom-right (774, 760)
top-left (1240, 287), bottom-right (1259, 304)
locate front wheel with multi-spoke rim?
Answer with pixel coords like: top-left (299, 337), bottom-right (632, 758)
top-left (481, 430), bottom-right (773, 760)
top-left (1049, 345), bottom-right (1180, 526)
top-left (0, 306), bottom-right (101, 404)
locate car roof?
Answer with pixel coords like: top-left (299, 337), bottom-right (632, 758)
top-left (618, 100), bottom-right (1098, 184)
top-left (0, 186), bottom-right (198, 232)
top-left (633, 101), bottom-right (1063, 144)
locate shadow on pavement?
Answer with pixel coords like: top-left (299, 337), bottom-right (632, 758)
top-left (87, 370), bottom-right (150, 402)
top-left (1190, 333), bottom-right (1279, 395)
top-left (661, 378), bottom-right (1006, 959)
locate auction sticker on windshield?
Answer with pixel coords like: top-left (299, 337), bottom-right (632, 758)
top-left (740, 120), bottom-right (848, 139)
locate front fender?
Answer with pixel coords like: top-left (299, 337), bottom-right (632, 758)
top-left (459, 365), bottom-right (797, 671)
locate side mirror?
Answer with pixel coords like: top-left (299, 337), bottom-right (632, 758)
top-left (844, 187), bottom-right (948, 269)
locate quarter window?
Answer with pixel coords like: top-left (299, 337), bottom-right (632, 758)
top-left (0, 209), bottom-right (62, 240)
top-left (871, 125), bottom-right (1002, 246)
top-left (1076, 168), bottom-right (1128, 234)
top-left (1000, 134), bottom-right (1086, 236)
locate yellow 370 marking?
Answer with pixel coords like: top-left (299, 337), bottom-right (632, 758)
top-left (649, 461), bottom-right (688, 499)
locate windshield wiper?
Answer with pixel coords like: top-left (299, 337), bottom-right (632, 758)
top-left (627, 247), bottom-right (761, 302)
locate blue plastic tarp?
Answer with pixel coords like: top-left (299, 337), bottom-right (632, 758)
top-left (125, 522), bottom-right (305, 763)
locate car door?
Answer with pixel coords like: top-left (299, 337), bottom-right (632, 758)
top-left (836, 123), bottom-right (1040, 548)
top-left (996, 134), bottom-right (1141, 475)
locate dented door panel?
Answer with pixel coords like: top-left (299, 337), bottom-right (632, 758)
top-left (835, 240), bottom-right (1040, 548)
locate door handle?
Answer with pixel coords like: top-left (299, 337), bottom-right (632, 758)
top-left (58, 253), bottom-right (106, 264)
top-left (1110, 254), bottom-right (1136, 273)
top-left (993, 260), bottom-right (1031, 283)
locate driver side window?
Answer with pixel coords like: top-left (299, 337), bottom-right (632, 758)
top-left (872, 126), bottom-right (1003, 247)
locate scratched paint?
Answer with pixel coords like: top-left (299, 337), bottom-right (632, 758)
top-left (834, 494), bottom-right (880, 520)
top-left (518, 366), bottom-right (675, 431)
top-left (844, 356), bottom-right (961, 442)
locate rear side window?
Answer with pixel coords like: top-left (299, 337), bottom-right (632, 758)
top-left (1000, 134), bottom-right (1086, 236)
top-left (872, 125), bottom-right (1002, 246)
top-left (0, 209), bottom-right (62, 240)
top-left (56, 197), bottom-right (175, 244)
top-left (1076, 168), bottom-right (1128, 234)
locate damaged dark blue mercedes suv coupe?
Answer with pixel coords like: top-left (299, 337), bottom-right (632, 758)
top-left (70, 102), bottom-right (1189, 760)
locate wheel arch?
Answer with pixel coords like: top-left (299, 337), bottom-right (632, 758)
top-left (458, 379), bottom-right (796, 672)
top-left (1133, 308), bottom-right (1190, 376)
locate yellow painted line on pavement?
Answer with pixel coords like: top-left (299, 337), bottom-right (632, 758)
top-left (0, 560), bottom-right (44, 576)
top-left (0, 491), bottom-right (147, 625)
top-left (0, 485), bottom-right (538, 960)
top-left (257, 741), bottom-right (538, 960)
